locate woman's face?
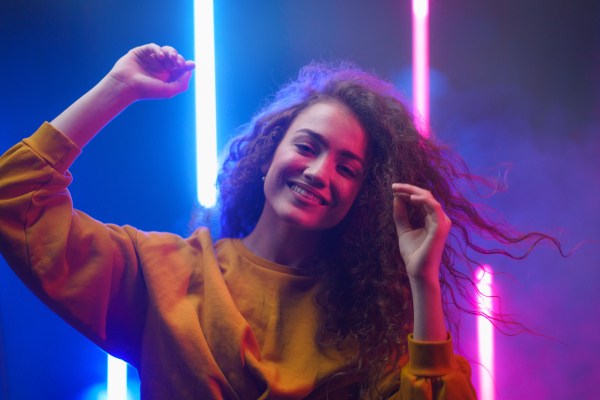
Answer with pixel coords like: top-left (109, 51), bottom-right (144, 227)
top-left (261, 101), bottom-right (368, 231)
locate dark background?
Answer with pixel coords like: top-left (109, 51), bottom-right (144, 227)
top-left (1, 0), bottom-right (599, 399)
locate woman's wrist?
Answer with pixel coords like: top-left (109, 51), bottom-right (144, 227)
top-left (408, 268), bottom-right (440, 289)
top-left (100, 73), bottom-right (140, 106)
top-left (410, 272), bottom-right (448, 341)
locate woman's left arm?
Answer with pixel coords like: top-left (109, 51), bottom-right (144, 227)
top-left (392, 183), bottom-right (451, 342)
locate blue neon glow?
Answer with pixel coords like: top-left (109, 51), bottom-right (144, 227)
top-left (194, 0), bottom-right (218, 207)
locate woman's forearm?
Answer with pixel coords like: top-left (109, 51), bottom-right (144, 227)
top-left (51, 75), bottom-right (136, 149)
top-left (410, 275), bottom-right (448, 341)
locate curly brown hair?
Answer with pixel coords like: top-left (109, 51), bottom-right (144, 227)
top-left (216, 61), bottom-right (562, 396)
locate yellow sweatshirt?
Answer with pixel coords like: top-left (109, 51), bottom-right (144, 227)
top-left (0, 123), bottom-right (476, 399)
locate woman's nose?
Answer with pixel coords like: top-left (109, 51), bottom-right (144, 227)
top-left (303, 157), bottom-right (329, 188)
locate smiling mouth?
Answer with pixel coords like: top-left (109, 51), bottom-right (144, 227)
top-left (288, 183), bottom-right (326, 205)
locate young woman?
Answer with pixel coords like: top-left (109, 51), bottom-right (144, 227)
top-left (0, 43), bottom-right (549, 399)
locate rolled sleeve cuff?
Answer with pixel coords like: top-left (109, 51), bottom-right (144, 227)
top-left (406, 332), bottom-right (458, 376)
top-left (22, 122), bottom-right (81, 174)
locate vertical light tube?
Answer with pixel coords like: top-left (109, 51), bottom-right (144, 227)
top-left (107, 355), bottom-right (127, 400)
top-left (412, 0), bottom-right (430, 137)
top-left (476, 265), bottom-right (496, 400)
top-left (194, 0), bottom-right (218, 207)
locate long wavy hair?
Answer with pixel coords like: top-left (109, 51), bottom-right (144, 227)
top-left (216, 62), bottom-right (561, 396)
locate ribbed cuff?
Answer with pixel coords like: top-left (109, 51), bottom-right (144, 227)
top-left (406, 332), bottom-right (458, 376)
top-left (22, 122), bottom-right (82, 174)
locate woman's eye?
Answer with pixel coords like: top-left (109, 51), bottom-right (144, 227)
top-left (338, 165), bottom-right (357, 178)
top-left (296, 143), bottom-right (314, 154)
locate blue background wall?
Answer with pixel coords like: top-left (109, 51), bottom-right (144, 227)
top-left (1, 0), bottom-right (599, 398)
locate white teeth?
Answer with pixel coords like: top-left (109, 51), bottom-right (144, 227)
top-left (290, 184), bottom-right (323, 205)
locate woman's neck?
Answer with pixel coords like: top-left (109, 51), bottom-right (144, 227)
top-left (241, 213), bottom-right (325, 268)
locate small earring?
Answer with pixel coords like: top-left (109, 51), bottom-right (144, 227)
top-left (261, 176), bottom-right (266, 182)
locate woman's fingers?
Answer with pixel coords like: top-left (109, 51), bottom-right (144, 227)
top-left (131, 44), bottom-right (164, 70)
top-left (133, 44), bottom-right (194, 74)
top-left (393, 183), bottom-right (439, 212)
top-left (159, 46), bottom-right (196, 72)
top-left (182, 59), bottom-right (196, 72)
top-left (393, 195), bottom-right (414, 240)
top-left (392, 183), bottom-right (451, 233)
top-left (108, 44), bottom-right (195, 101)
top-left (160, 46), bottom-right (182, 70)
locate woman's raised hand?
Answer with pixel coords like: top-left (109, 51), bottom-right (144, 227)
top-left (51, 44), bottom-right (195, 149)
top-left (392, 183), bottom-right (451, 282)
top-left (107, 44), bottom-right (195, 101)
top-left (392, 183), bottom-right (451, 341)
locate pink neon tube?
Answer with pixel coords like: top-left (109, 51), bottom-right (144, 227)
top-left (412, 0), bottom-right (429, 137)
top-left (412, 2), bottom-right (494, 396)
top-left (476, 265), bottom-right (495, 400)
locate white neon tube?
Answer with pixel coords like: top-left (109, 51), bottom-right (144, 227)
top-left (107, 355), bottom-right (127, 400)
top-left (475, 265), bottom-right (496, 400)
top-left (194, 0), bottom-right (218, 207)
top-left (412, 0), bottom-right (430, 137)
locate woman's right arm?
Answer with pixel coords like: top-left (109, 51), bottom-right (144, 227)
top-left (0, 44), bottom-right (194, 364)
top-left (52, 43), bottom-right (195, 148)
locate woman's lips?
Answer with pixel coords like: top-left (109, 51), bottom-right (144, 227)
top-left (288, 182), bottom-right (327, 205)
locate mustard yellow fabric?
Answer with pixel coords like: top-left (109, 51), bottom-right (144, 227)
top-left (0, 123), bottom-right (477, 399)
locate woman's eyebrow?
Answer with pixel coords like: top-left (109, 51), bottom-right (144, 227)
top-left (296, 128), bottom-right (365, 166)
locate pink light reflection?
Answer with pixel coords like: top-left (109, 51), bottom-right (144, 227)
top-left (412, 0), bottom-right (429, 137)
top-left (476, 265), bottom-right (495, 400)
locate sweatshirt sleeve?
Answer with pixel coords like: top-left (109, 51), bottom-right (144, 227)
top-left (394, 333), bottom-right (477, 399)
top-left (0, 122), bottom-right (147, 366)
